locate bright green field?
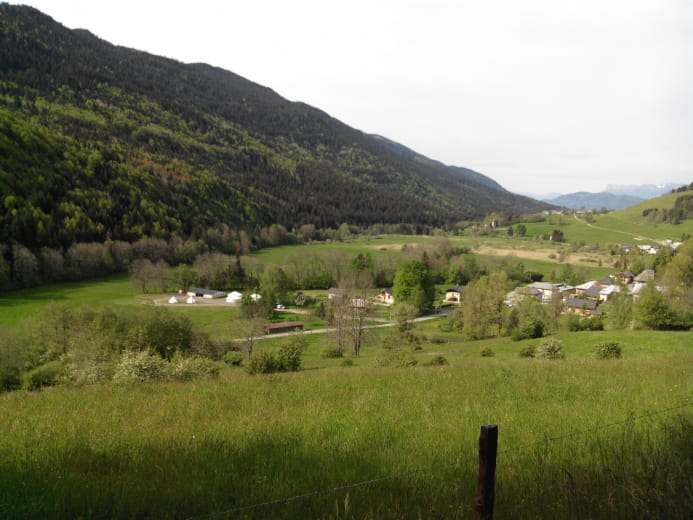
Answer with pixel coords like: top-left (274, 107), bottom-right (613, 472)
top-left (0, 274), bottom-right (136, 327)
top-left (1, 329), bottom-right (690, 519)
top-left (249, 234), bottom-right (440, 264)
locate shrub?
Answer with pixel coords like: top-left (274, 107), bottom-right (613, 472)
top-left (224, 351), bottom-right (244, 366)
top-left (511, 319), bottom-right (546, 341)
top-left (566, 314), bottom-right (604, 332)
top-left (519, 345), bottom-right (536, 358)
top-left (480, 347), bottom-right (495, 357)
top-left (169, 356), bottom-right (221, 381)
top-left (245, 350), bottom-right (280, 375)
top-left (23, 361), bottom-right (64, 390)
top-left (594, 341), bottom-right (622, 359)
top-left (585, 316), bottom-right (605, 331)
top-left (64, 358), bottom-right (111, 386)
top-left (246, 343), bottom-right (304, 375)
top-left (294, 292), bottom-right (313, 307)
top-left (278, 344), bottom-right (303, 372)
top-left (375, 349), bottom-right (418, 368)
top-left (0, 366), bottom-right (22, 392)
top-left (536, 339), bottom-right (565, 359)
top-left (428, 334), bottom-right (448, 344)
top-left (340, 358), bottom-right (355, 367)
top-left (113, 351), bottom-right (167, 383)
top-left (425, 355), bottom-right (449, 366)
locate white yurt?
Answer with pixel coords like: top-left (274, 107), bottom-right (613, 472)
top-left (186, 296), bottom-right (196, 304)
top-left (168, 296), bottom-right (178, 304)
top-left (226, 291), bottom-right (243, 303)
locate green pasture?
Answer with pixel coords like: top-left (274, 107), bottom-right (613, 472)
top-left (0, 274), bottom-right (136, 327)
top-left (1, 331), bottom-right (690, 519)
top-left (249, 234), bottom-right (440, 264)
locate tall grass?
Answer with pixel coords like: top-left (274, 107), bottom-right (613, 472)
top-left (1, 350), bottom-right (690, 519)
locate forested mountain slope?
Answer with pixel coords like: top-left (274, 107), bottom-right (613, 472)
top-left (0, 5), bottom-right (550, 249)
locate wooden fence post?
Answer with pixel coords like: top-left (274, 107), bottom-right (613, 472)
top-left (475, 424), bottom-right (498, 520)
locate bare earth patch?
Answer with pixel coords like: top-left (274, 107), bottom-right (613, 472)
top-left (476, 245), bottom-right (603, 266)
top-left (367, 243), bottom-right (405, 251)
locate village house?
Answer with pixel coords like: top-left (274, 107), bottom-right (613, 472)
top-left (528, 282), bottom-right (572, 304)
top-left (564, 296), bottom-right (599, 316)
top-left (612, 271), bottom-right (634, 285)
top-left (505, 286), bottom-right (542, 306)
top-left (584, 284), bottom-right (603, 300)
top-left (373, 289), bottom-right (394, 305)
top-left (444, 285), bottom-right (463, 303)
top-left (634, 269), bottom-right (655, 283)
top-left (574, 281), bottom-right (598, 296)
top-left (598, 284), bottom-right (623, 302)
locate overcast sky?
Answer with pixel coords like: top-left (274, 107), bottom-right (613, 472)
top-left (15, 0), bottom-right (693, 195)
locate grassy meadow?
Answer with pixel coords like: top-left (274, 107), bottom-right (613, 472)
top-left (1, 330), bottom-right (690, 519)
top-left (2, 208), bottom-right (692, 519)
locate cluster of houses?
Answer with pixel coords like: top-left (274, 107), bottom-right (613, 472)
top-left (169, 264), bottom-right (661, 318)
top-left (506, 269), bottom-right (657, 316)
top-left (621, 240), bottom-right (683, 255)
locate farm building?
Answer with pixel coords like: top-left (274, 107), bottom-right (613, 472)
top-left (328, 287), bottom-right (346, 300)
top-left (226, 291), bottom-right (243, 303)
top-left (187, 288), bottom-right (226, 299)
top-left (265, 321), bottom-right (304, 334)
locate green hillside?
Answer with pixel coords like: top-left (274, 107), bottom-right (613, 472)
top-left (0, 5), bottom-right (550, 252)
top-left (587, 189), bottom-right (693, 243)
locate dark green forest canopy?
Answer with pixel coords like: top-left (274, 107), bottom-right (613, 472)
top-left (0, 5), bottom-right (551, 249)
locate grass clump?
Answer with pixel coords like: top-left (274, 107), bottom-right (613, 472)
top-left (536, 339), bottom-right (565, 359)
top-left (424, 355), bottom-right (449, 366)
top-left (518, 345), bottom-right (536, 358)
top-left (321, 346), bottom-right (344, 358)
top-left (594, 340), bottom-right (623, 359)
top-left (480, 347), bottom-right (495, 357)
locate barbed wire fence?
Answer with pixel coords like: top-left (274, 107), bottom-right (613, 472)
top-left (185, 399), bottom-right (692, 520)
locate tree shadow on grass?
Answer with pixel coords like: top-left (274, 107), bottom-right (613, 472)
top-left (0, 435), bottom-right (477, 520)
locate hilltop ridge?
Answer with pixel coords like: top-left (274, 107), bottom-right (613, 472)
top-left (0, 5), bottom-right (551, 250)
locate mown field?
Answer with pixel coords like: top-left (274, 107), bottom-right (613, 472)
top-left (1, 330), bottom-right (691, 519)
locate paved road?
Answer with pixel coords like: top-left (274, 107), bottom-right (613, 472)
top-left (240, 311), bottom-right (450, 341)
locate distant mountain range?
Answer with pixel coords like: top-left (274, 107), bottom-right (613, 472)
top-left (530, 183), bottom-right (686, 211)
top-left (0, 5), bottom-right (550, 250)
